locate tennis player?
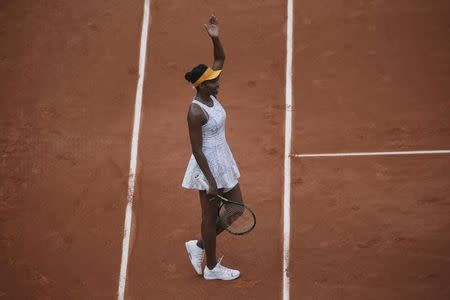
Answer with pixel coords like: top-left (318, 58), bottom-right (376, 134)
top-left (182, 14), bottom-right (242, 280)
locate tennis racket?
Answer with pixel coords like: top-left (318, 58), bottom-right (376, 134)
top-left (212, 194), bottom-right (256, 235)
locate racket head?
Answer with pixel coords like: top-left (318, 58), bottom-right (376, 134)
top-left (216, 195), bottom-right (256, 235)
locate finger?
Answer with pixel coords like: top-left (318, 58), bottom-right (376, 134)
top-left (210, 14), bottom-right (217, 24)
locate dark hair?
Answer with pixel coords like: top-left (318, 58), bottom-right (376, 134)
top-left (184, 64), bottom-right (208, 84)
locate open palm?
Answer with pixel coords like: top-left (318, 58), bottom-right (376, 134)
top-left (204, 14), bottom-right (219, 38)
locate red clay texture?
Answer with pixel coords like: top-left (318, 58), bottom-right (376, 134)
top-left (1, 0), bottom-right (449, 299)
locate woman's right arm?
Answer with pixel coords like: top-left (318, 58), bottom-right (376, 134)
top-left (204, 14), bottom-right (225, 70)
top-left (187, 104), bottom-right (218, 197)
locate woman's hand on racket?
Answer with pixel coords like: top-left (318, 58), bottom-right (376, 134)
top-left (204, 14), bottom-right (219, 38)
top-left (207, 179), bottom-right (218, 200)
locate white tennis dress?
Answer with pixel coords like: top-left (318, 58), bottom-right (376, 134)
top-left (182, 95), bottom-right (240, 191)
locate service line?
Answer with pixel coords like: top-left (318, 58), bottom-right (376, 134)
top-left (291, 150), bottom-right (450, 158)
top-left (117, 1), bottom-right (151, 299)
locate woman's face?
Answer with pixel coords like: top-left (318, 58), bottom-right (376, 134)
top-left (199, 78), bottom-right (220, 96)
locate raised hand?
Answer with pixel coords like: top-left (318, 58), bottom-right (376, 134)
top-left (204, 14), bottom-right (219, 38)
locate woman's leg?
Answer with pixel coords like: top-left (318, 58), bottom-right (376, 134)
top-left (221, 183), bottom-right (244, 224)
top-left (222, 183), bottom-right (243, 204)
top-left (197, 183), bottom-right (243, 249)
top-left (198, 190), bottom-right (219, 269)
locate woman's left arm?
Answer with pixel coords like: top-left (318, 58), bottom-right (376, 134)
top-left (204, 14), bottom-right (225, 70)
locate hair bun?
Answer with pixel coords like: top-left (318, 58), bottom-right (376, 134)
top-left (185, 71), bottom-right (192, 82)
top-left (185, 64), bottom-right (208, 84)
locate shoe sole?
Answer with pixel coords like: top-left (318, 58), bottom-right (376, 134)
top-left (185, 242), bottom-right (203, 275)
top-left (203, 274), bottom-right (240, 281)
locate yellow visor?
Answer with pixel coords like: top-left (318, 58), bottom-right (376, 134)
top-left (193, 68), bottom-right (222, 87)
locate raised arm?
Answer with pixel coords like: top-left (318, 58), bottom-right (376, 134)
top-left (204, 14), bottom-right (225, 70)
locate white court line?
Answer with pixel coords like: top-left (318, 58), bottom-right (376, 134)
top-left (291, 150), bottom-right (450, 158)
top-left (117, 1), bottom-right (151, 300)
top-left (283, 0), bottom-right (294, 299)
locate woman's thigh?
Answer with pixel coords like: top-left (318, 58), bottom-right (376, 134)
top-left (199, 190), bottom-right (218, 219)
top-left (222, 183), bottom-right (243, 204)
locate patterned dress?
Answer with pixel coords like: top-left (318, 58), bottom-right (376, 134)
top-left (182, 95), bottom-right (240, 191)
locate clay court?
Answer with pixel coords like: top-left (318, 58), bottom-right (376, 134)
top-left (1, 0), bottom-right (449, 299)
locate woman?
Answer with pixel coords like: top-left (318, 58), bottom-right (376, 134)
top-left (182, 14), bottom-right (243, 281)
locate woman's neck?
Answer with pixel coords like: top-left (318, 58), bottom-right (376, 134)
top-left (195, 93), bottom-right (213, 104)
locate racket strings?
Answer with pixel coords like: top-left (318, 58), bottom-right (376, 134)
top-left (219, 203), bottom-right (254, 233)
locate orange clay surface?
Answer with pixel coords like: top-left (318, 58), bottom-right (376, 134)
top-left (1, 0), bottom-right (449, 299)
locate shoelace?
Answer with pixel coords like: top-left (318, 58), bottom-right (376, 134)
top-left (192, 252), bottom-right (203, 261)
top-left (192, 247), bottom-right (204, 260)
top-left (215, 256), bottom-right (236, 275)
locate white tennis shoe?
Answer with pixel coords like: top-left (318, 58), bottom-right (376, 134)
top-left (185, 240), bottom-right (204, 275)
top-left (203, 257), bottom-right (240, 280)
